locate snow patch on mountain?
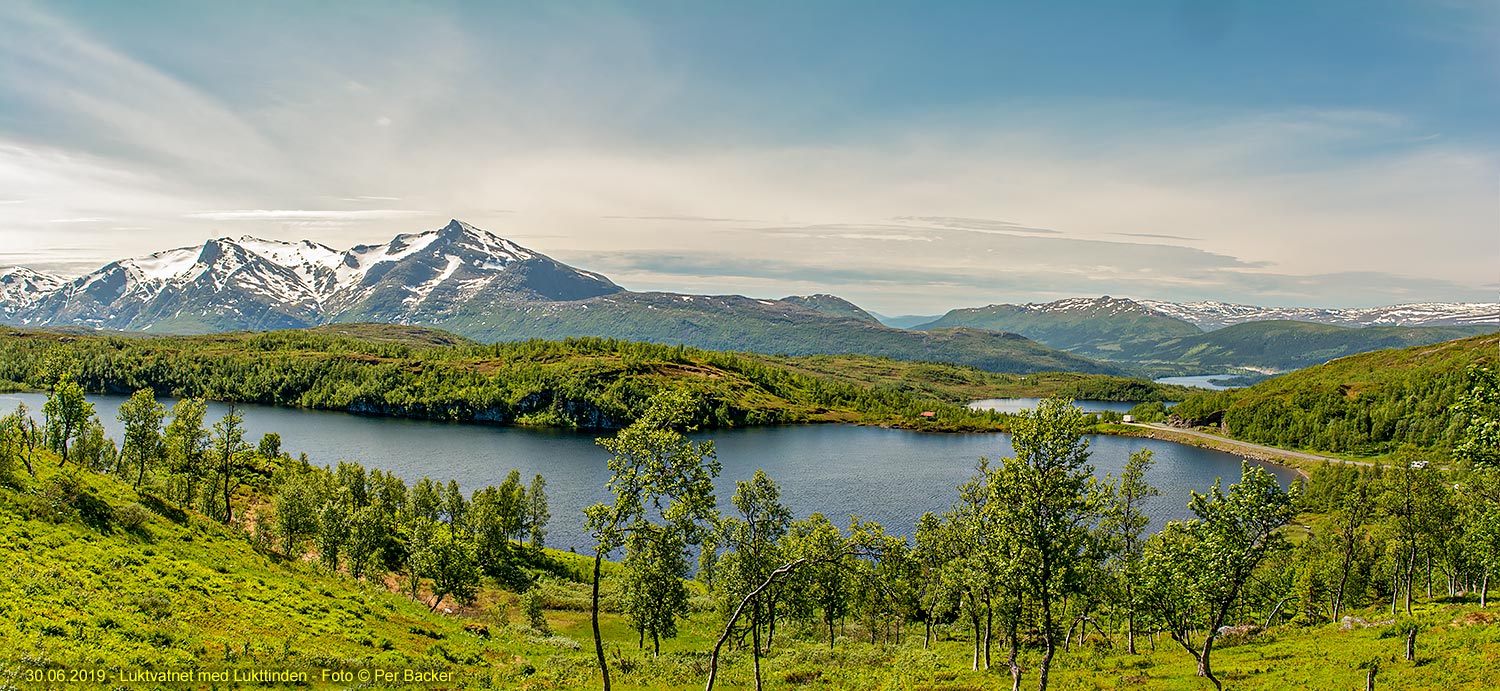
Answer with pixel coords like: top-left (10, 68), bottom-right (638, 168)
top-left (1142, 300), bottom-right (1500, 330)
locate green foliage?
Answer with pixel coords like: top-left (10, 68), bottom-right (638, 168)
top-left (116, 389), bottom-right (164, 487)
top-left (1141, 461), bottom-right (1299, 688)
top-left (424, 524), bottom-right (481, 612)
top-left (1126, 400), bottom-right (1169, 423)
top-left (42, 372), bottom-right (93, 465)
top-left (1133, 320), bottom-right (1494, 372)
top-left (1171, 334), bottom-right (1499, 455)
top-left (620, 526), bottom-right (690, 655)
top-left (0, 326), bottom-right (1042, 432)
top-left (1453, 365), bottom-right (1499, 469)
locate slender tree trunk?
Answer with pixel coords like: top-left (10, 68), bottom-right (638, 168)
top-left (428, 593), bottom-right (444, 613)
top-left (766, 595), bottom-right (777, 651)
top-left (592, 551), bottom-right (611, 691)
top-left (1366, 662), bottom-right (1378, 691)
top-left (707, 559), bottom-right (802, 691)
top-left (1482, 568), bottom-right (1489, 607)
top-left (1404, 627), bottom-right (1416, 661)
top-left (1425, 552), bottom-right (1432, 600)
top-left (1038, 594), bottom-right (1056, 691)
top-left (1404, 544), bottom-right (1418, 616)
top-left (1390, 561), bottom-right (1400, 617)
top-left (653, 631), bottom-right (660, 657)
top-left (983, 598), bottom-right (993, 670)
top-left (222, 454), bottom-right (233, 524)
top-left (1196, 598), bottom-right (1236, 691)
top-left (1126, 581), bottom-right (1137, 654)
top-left (752, 606), bottom-right (763, 691)
top-left (971, 611), bottom-right (981, 672)
top-left (1008, 616), bottom-right (1022, 691)
top-left (1333, 558), bottom-right (1352, 622)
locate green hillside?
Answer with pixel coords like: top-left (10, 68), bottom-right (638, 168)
top-left (1170, 333), bottom-right (1500, 455)
top-left (1134, 320), bottom-right (1495, 372)
top-left (0, 325), bottom-right (1187, 435)
top-left (0, 326), bottom-right (1013, 432)
top-left (917, 298), bottom-right (1202, 359)
top-left (776, 294), bottom-right (880, 323)
top-left (398, 291), bottom-right (1122, 375)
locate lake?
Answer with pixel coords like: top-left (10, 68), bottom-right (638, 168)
top-left (1, 393), bottom-right (1297, 553)
top-left (968, 398), bottom-right (1139, 415)
top-left (1153, 375), bottom-right (1244, 390)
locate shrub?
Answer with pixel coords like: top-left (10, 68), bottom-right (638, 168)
top-left (116, 503), bottom-right (152, 531)
top-left (520, 589), bottom-right (550, 634)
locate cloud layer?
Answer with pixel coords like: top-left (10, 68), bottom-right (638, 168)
top-left (0, 2), bottom-right (1494, 313)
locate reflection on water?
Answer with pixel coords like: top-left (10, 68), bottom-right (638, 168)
top-left (1, 393), bottom-right (1297, 553)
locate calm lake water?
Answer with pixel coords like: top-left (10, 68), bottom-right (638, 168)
top-left (1153, 375), bottom-right (1243, 390)
top-left (968, 398), bottom-right (1139, 414)
top-left (1, 393), bottom-right (1296, 553)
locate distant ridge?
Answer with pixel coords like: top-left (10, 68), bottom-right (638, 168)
top-left (1139, 298), bottom-right (1500, 330)
top-left (0, 220), bottom-right (1117, 375)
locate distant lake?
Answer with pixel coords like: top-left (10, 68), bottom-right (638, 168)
top-left (1153, 375), bottom-right (1245, 390)
top-left (1, 393), bottom-right (1296, 553)
top-left (968, 398), bottom-right (1139, 415)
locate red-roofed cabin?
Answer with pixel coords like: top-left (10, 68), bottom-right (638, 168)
top-left (920, 411), bottom-right (936, 418)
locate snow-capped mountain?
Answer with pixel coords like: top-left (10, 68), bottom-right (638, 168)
top-left (0, 267), bottom-right (64, 322)
top-left (8, 220), bottom-right (622, 332)
top-left (1140, 299), bottom-right (1500, 331)
top-left (0, 220), bottom-right (1123, 375)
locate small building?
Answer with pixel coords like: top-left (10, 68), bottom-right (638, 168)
top-left (920, 411), bottom-right (936, 418)
top-left (1122, 414), bottom-right (1135, 423)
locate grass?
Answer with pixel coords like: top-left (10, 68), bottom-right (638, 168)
top-left (4, 452), bottom-right (1499, 690)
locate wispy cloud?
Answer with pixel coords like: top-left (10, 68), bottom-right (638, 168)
top-left (183, 209), bottom-right (426, 221)
top-left (895, 216), bottom-right (1063, 235)
top-left (603, 214), bottom-right (754, 223)
top-left (1111, 232), bottom-right (1202, 241)
top-left (0, 3), bottom-right (1492, 311)
top-left (49, 216), bottom-right (112, 223)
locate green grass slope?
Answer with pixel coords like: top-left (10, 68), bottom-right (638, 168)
top-left (1134, 320), bottom-right (1495, 372)
top-left (5, 456), bottom-right (1498, 690)
top-left (1170, 333), bottom-right (1500, 455)
top-left (0, 460), bottom-right (524, 689)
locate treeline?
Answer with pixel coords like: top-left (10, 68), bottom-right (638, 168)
top-left (0, 328), bottom-right (1009, 431)
top-left (1169, 334), bottom-right (1498, 455)
top-left (0, 377), bottom-right (552, 615)
top-left (576, 372), bottom-right (1498, 691)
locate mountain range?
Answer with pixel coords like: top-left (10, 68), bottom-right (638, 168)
top-left (3, 220), bottom-right (1493, 376)
top-left (912, 296), bottom-right (1497, 371)
top-left (0, 220), bottom-right (1114, 375)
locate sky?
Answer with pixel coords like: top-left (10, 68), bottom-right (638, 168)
top-left (0, 0), bottom-right (1496, 314)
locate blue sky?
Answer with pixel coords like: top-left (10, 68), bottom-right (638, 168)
top-left (0, 0), bottom-right (1495, 312)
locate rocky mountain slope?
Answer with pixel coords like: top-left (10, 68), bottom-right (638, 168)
top-left (0, 220), bottom-right (1115, 374)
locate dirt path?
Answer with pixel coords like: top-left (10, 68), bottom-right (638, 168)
top-left (1119, 422), bottom-right (1374, 475)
